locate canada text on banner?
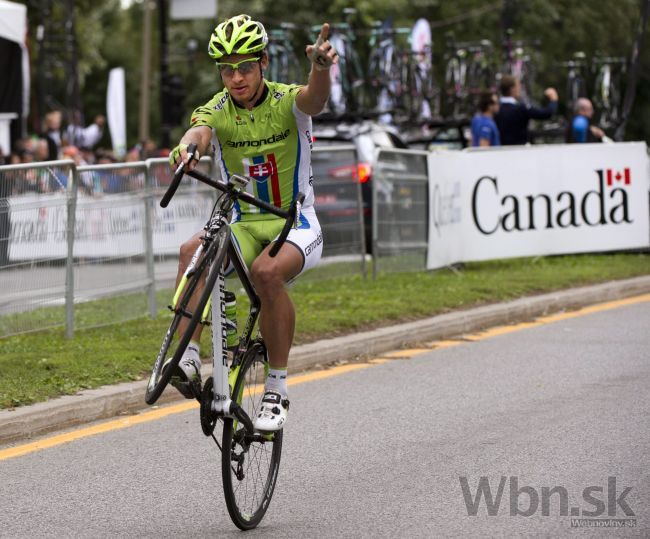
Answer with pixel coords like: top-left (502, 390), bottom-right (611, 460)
top-left (427, 142), bottom-right (650, 270)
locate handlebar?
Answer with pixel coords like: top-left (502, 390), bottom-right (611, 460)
top-left (160, 159), bottom-right (305, 258)
top-left (160, 142), bottom-right (198, 208)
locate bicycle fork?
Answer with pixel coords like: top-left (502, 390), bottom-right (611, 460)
top-left (210, 269), bottom-right (255, 433)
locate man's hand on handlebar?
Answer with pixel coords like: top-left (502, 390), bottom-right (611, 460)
top-left (169, 142), bottom-right (200, 171)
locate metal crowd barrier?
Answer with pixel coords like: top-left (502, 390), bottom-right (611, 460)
top-left (0, 146), bottom-right (366, 339)
top-left (310, 144), bottom-right (366, 279)
top-left (0, 160), bottom-right (76, 337)
top-left (372, 148), bottom-right (429, 278)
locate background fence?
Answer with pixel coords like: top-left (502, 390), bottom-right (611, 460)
top-left (372, 148), bottom-right (429, 277)
top-left (0, 146), bottom-right (366, 338)
top-left (0, 160), bottom-right (76, 337)
top-left (309, 144), bottom-right (366, 280)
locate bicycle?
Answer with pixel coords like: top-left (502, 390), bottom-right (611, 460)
top-left (444, 37), bottom-right (493, 119)
top-left (592, 56), bottom-right (626, 128)
top-left (443, 34), bottom-right (469, 119)
top-left (145, 144), bottom-right (304, 530)
top-left (404, 18), bottom-right (439, 124)
top-left (560, 51), bottom-right (588, 118)
top-left (312, 8), bottom-right (366, 118)
top-left (502, 28), bottom-right (539, 105)
top-left (267, 22), bottom-right (302, 84)
top-left (367, 21), bottom-right (405, 119)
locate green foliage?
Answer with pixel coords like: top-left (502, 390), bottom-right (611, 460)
top-left (17, 0), bottom-right (650, 146)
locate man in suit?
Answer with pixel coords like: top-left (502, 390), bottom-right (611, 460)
top-left (494, 75), bottom-right (558, 145)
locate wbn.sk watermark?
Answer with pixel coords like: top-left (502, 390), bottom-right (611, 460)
top-left (459, 476), bottom-right (637, 528)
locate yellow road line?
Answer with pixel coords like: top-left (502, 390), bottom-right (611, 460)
top-left (2, 292), bottom-right (649, 462)
top-left (0, 361), bottom-right (377, 462)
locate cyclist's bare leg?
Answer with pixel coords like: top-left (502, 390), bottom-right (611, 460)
top-left (249, 242), bottom-right (303, 370)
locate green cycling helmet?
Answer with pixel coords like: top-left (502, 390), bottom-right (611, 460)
top-left (208, 14), bottom-right (268, 60)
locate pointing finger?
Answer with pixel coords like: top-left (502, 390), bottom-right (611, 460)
top-left (319, 22), bottom-right (330, 42)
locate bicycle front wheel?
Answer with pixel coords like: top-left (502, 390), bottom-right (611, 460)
top-left (144, 227), bottom-right (229, 405)
top-left (222, 341), bottom-right (283, 530)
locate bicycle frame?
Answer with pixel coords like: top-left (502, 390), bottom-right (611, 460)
top-left (210, 235), bottom-right (261, 418)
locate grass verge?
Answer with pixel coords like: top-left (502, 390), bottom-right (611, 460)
top-left (0, 253), bottom-right (648, 409)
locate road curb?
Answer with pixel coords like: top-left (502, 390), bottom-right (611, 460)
top-left (1, 275), bottom-right (649, 445)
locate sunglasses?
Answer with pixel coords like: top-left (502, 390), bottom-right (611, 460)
top-left (215, 57), bottom-right (261, 77)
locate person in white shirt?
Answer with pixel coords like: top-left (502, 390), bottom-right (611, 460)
top-left (65, 111), bottom-right (106, 149)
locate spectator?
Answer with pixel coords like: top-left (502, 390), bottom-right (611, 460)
top-left (471, 91), bottom-right (501, 147)
top-left (34, 138), bottom-right (50, 162)
top-left (566, 98), bottom-right (606, 143)
top-left (494, 75), bottom-right (558, 145)
top-left (65, 111), bottom-right (105, 149)
top-left (43, 110), bottom-right (63, 160)
top-left (79, 146), bottom-right (97, 166)
top-left (141, 139), bottom-right (158, 159)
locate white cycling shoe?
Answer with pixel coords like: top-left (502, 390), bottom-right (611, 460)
top-left (162, 346), bottom-right (202, 399)
top-left (253, 391), bottom-right (290, 432)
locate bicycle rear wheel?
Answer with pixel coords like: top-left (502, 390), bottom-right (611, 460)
top-left (222, 341), bottom-right (283, 530)
top-left (144, 227), bottom-right (229, 405)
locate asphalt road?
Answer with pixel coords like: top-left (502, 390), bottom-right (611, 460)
top-left (1, 299), bottom-right (648, 538)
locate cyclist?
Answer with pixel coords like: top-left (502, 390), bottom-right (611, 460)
top-left (167, 14), bottom-right (337, 432)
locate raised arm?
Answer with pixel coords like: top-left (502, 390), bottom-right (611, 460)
top-left (525, 87), bottom-right (559, 120)
top-left (295, 23), bottom-right (339, 116)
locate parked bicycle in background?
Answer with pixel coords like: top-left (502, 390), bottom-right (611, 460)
top-left (591, 55), bottom-right (626, 129)
top-left (502, 28), bottom-right (538, 106)
top-left (267, 22), bottom-right (302, 84)
top-left (313, 8), bottom-right (366, 118)
top-left (559, 51), bottom-right (588, 119)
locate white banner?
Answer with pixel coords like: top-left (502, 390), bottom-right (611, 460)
top-left (170, 0), bottom-right (217, 20)
top-left (8, 191), bottom-right (213, 260)
top-left (107, 68), bottom-right (127, 159)
top-left (428, 142), bottom-right (650, 270)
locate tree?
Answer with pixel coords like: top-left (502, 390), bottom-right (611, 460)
top-left (17, 0), bottom-right (650, 146)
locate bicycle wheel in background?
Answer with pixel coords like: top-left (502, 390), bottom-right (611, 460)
top-left (444, 57), bottom-right (461, 118)
top-left (144, 227), bottom-right (229, 405)
top-left (222, 340), bottom-right (283, 530)
top-left (409, 18), bottom-right (434, 121)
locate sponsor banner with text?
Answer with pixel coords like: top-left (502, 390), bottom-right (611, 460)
top-left (428, 142), bottom-right (650, 270)
top-left (8, 191), bottom-right (213, 260)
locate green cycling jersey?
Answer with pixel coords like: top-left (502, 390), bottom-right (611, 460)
top-left (190, 80), bottom-right (315, 221)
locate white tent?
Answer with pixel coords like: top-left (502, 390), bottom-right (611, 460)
top-left (0, 0), bottom-right (29, 147)
top-left (0, 0), bottom-right (27, 45)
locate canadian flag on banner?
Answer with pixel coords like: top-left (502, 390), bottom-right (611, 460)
top-left (606, 168), bottom-right (631, 186)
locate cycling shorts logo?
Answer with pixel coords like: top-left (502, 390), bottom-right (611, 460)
top-left (304, 232), bottom-right (323, 256)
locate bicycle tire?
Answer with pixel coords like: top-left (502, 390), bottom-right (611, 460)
top-left (144, 227), bottom-right (229, 405)
top-left (222, 341), bottom-right (283, 530)
top-left (444, 58), bottom-right (460, 118)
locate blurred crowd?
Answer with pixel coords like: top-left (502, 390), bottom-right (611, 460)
top-left (0, 109), bottom-right (168, 169)
top-left (0, 110), bottom-right (173, 197)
